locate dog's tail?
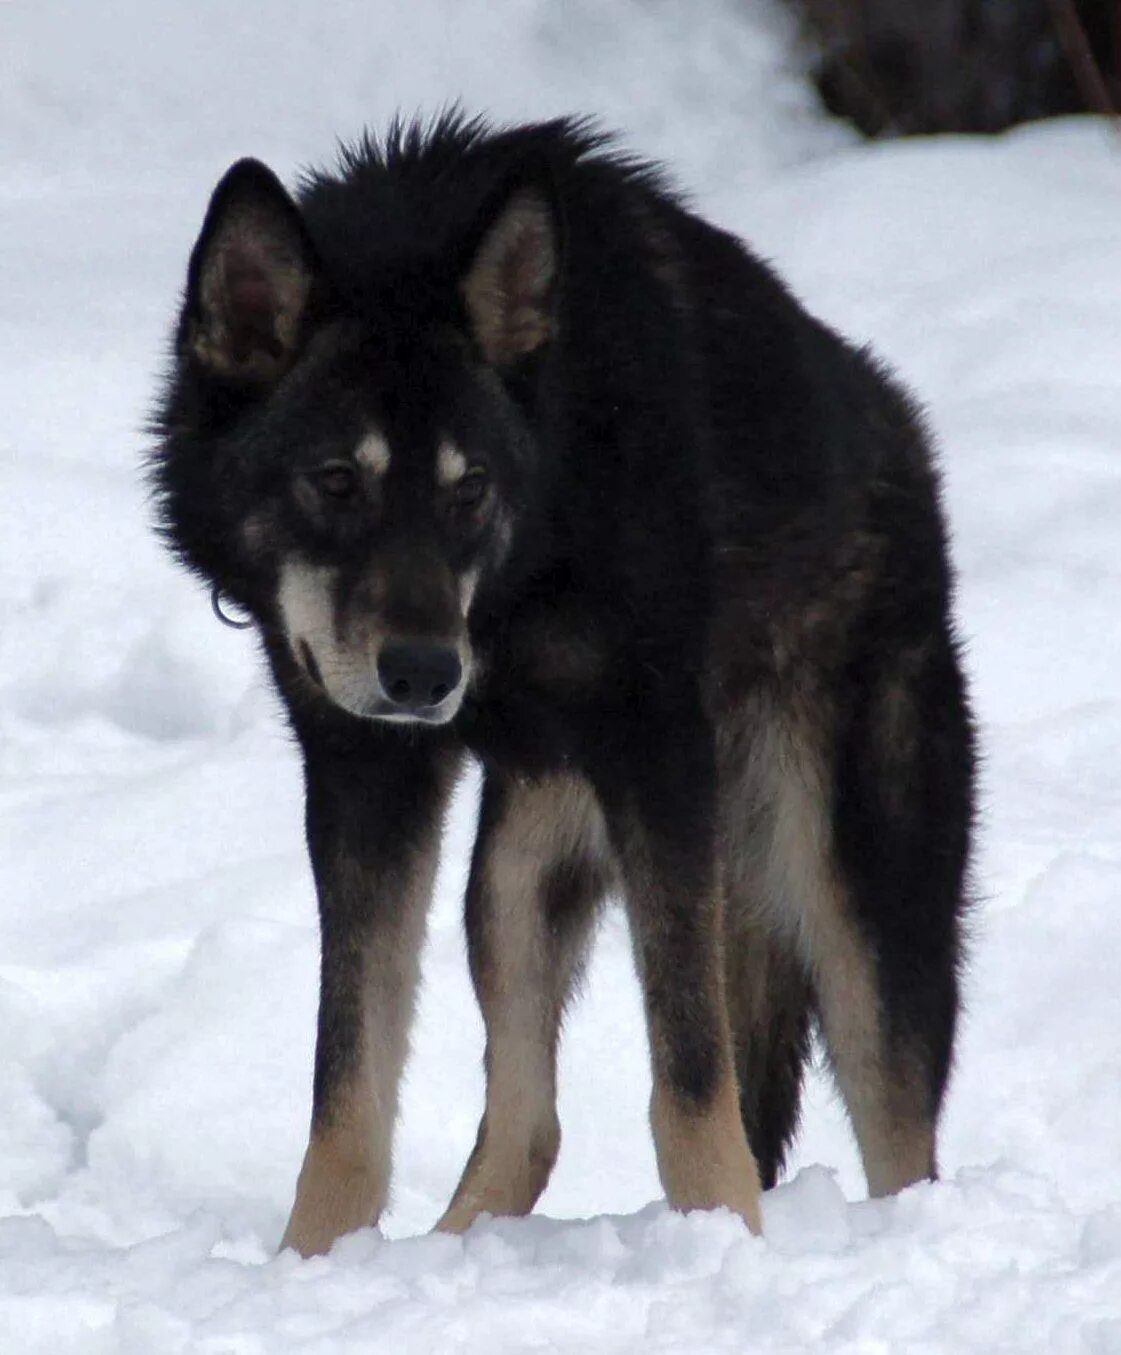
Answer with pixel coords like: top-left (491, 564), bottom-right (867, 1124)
top-left (724, 927), bottom-right (814, 1191)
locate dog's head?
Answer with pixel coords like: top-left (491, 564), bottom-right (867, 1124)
top-left (162, 156), bottom-right (558, 725)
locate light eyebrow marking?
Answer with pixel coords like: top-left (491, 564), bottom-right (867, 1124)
top-left (355, 431), bottom-right (391, 476)
top-left (437, 442), bottom-right (468, 486)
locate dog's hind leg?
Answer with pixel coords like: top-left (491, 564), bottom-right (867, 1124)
top-left (753, 712), bottom-right (941, 1198)
top-left (436, 772), bottom-right (610, 1234)
top-left (818, 639), bottom-right (973, 1197)
top-left (805, 894), bottom-right (940, 1196)
top-left (280, 745), bottom-right (455, 1257)
top-left (766, 639), bottom-right (971, 1199)
top-left (591, 704), bottom-right (765, 1235)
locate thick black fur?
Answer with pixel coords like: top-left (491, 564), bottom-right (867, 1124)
top-left (151, 112), bottom-right (975, 1229)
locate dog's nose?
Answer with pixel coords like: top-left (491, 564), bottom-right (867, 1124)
top-left (378, 643), bottom-right (462, 709)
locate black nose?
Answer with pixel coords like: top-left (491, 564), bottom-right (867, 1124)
top-left (378, 643), bottom-right (462, 710)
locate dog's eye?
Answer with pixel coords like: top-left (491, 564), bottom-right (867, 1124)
top-left (309, 462), bottom-right (358, 502)
top-left (454, 468), bottom-right (489, 508)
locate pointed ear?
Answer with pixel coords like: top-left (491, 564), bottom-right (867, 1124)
top-left (461, 187), bottom-right (557, 366)
top-left (183, 159), bottom-right (317, 385)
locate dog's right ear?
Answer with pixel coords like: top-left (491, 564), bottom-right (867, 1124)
top-left (182, 159), bottom-right (318, 386)
top-left (461, 185), bottom-right (557, 367)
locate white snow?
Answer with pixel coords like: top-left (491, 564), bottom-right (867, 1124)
top-left (3, 1), bottom-right (1121, 1350)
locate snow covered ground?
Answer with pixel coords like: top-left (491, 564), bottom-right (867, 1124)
top-left (2, 2), bottom-right (1120, 1349)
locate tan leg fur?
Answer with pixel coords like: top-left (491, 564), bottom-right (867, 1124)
top-left (282, 838), bottom-right (438, 1255)
top-left (437, 774), bottom-right (608, 1233)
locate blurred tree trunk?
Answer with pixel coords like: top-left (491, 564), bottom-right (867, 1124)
top-left (783, 0), bottom-right (1119, 136)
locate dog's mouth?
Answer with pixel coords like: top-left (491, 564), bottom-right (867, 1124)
top-left (360, 698), bottom-right (461, 726)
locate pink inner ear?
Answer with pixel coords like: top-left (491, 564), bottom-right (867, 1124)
top-left (221, 244), bottom-right (282, 359)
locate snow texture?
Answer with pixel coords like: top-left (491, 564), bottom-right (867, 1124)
top-left (2, 1), bottom-right (1120, 1349)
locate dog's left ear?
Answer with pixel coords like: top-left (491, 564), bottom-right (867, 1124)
top-left (461, 187), bottom-right (556, 366)
top-left (183, 159), bottom-right (318, 385)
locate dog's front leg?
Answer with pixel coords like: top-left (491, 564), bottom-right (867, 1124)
top-left (436, 771), bottom-right (610, 1234)
top-left (592, 706), bottom-right (764, 1236)
top-left (281, 742), bottom-right (454, 1257)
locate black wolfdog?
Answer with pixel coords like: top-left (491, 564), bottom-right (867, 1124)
top-left (151, 114), bottom-right (974, 1255)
